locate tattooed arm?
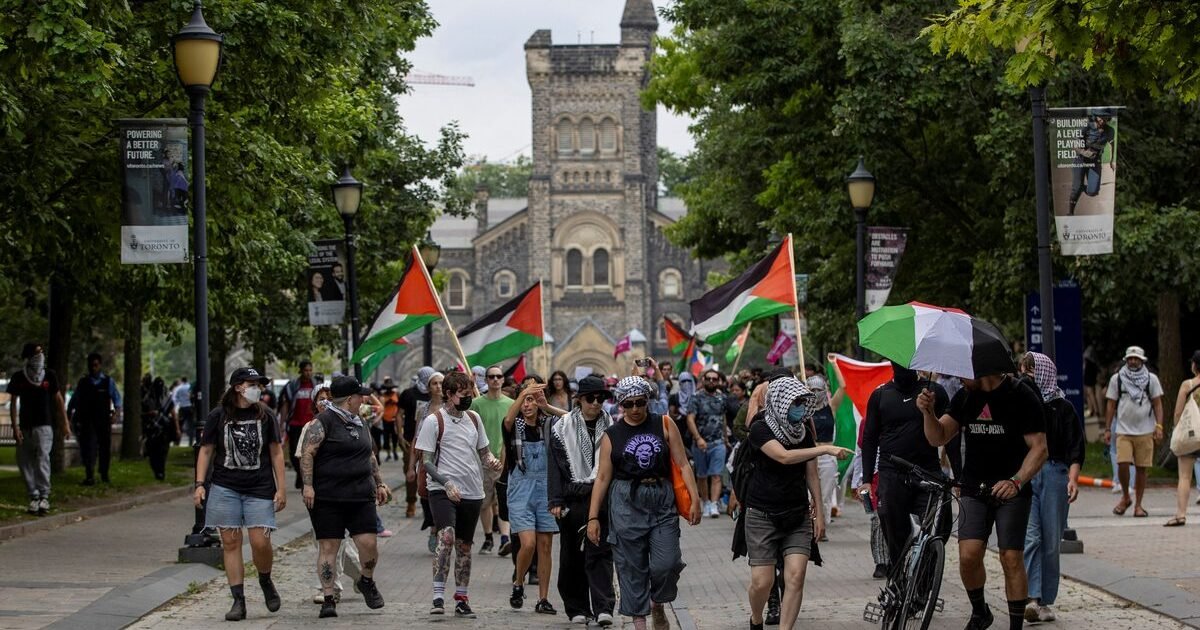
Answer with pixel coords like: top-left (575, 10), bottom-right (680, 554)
top-left (299, 420), bottom-right (326, 509)
top-left (370, 452), bottom-right (391, 505)
top-left (422, 450), bottom-right (461, 503)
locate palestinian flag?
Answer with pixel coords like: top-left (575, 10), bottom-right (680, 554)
top-left (826, 353), bottom-right (893, 478)
top-left (724, 323), bottom-right (752, 364)
top-left (504, 354), bottom-right (527, 383)
top-left (351, 246), bottom-right (441, 364)
top-left (662, 316), bottom-right (691, 355)
top-left (363, 337), bottom-right (409, 379)
top-left (690, 234), bottom-right (797, 346)
top-left (458, 283), bottom-right (544, 368)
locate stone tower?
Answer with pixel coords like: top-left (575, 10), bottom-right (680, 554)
top-left (524, 0), bottom-right (660, 372)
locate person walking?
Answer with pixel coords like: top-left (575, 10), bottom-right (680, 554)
top-left (1018, 352), bottom-right (1085, 623)
top-left (400, 366), bottom-right (435, 518)
top-left (170, 376), bottom-right (193, 445)
top-left (588, 376), bottom-right (702, 630)
top-left (1165, 350), bottom-right (1200, 527)
top-left (469, 365), bottom-right (513, 555)
top-left (1104, 346), bottom-right (1164, 517)
top-left (504, 384), bottom-right (564, 615)
top-left (142, 376), bottom-right (177, 480)
top-left (7, 343), bottom-right (69, 515)
top-left (687, 368), bottom-right (729, 519)
top-left (410, 371), bottom-right (445, 550)
top-left (805, 373), bottom-right (840, 531)
top-left (379, 380), bottom-right (400, 462)
top-left (547, 370), bottom-right (574, 412)
top-left (279, 361), bottom-right (319, 489)
top-left (416, 370), bottom-right (502, 618)
top-left (192, 367), bottom-right (286, 621)
top-left (548, 375), bottom-right (616, 626)
top-left (68, 353), bottom-right (122, 486)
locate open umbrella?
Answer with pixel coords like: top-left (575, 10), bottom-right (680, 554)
top-left (857, 301), bottom-right (1015, 379)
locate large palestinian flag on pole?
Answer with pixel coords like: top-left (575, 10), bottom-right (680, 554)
top-left (690, 235), bottom-right (797, 346)
top-left (458, 282), bottom-right (544, 368)
top-left (351, 246), bottom-right (441, 364)
top-left (662, 316), bottom-right (691, 355)
top-left (826, 353), bottom-right (893, 478)
top-left (363, 337), bottom-right (409, 379)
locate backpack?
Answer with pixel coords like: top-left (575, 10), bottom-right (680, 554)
top-left (416, 408), bottom-right (482, 498)
top-left (1170, 384), bottom-right (1200, 457)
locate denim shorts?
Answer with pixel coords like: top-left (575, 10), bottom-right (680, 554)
top-left (691, 442), bottom-right (727, 478)
top-left (205, 484), bottom-right (276, 531)
top-left (507, 473), bottom-right (558, 534)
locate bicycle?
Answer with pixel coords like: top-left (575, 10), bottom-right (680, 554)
top-left (863, 455), bottom-right (985, 630)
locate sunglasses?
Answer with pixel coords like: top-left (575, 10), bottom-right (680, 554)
top-left (581, 393), bottom-right (607, 404)
top-left (486, 374), bottom-right (504, 380)
top-left (620, 399), bottom-right (648, 409)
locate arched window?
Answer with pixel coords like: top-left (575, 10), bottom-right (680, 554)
top-left (566, 249), bottom-right (583, 288)
top-left (593, 248), bottom-right (610, 287)
top-left (556, 119), bottom-right (573, 155)
top-left (660, 268), bottom-right (682, 299)
top-left (447, 272), bottom-right (468, 310)
top-left (600, 118), bottom-right (618, 154)
top-left (494, 270), bottom-right (516, 299)
top-left (579, 118), bottom-right (596, 154)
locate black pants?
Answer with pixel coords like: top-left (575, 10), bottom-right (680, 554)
top-left (877, 471), bottom-right (952, 568)
top-left (382, 421), bottom-right (399, 455)
top-left (146, 435), bottom-right (170, 480)
top-left (558, 497), bottom-right (615, 619)
top-left (287, 424), bottom-right (304, 489)
top-left (76, 415), bottom-right (112, 480)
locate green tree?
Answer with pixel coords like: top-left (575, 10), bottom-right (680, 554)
top-left (657, 147), bottom-right (690, 197)
top-left (446, 154), bottom-right (532, 203)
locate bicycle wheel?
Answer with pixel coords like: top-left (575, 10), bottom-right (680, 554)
top-left (899, 538), bottom-right (945, 630)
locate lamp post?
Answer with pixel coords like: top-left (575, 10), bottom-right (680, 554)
top-left (846, 156), bottom-right (876, 360)
top-left (419, 233), bottom-right (442, 368)
top-left (173, 0), bottom-right (222, 557)
top-left (332, 167), bottom-right (364, 379)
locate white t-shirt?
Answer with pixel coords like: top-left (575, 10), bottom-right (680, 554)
top-left (1106, 372), bottom-right (1163, 436)
top-left (415, 409), bottom-right (488, 500)
top-left (172, 383), bottom-right (192, 409)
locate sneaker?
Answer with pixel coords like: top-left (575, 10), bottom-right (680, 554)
top-left (357, 577), bottom-right (385, 609)
top-left (872, 564), bottom-right (888, 579)
top-left (964, 606), bottom-right (994, 630)
top-left (510, 584), bottom-right (525, 609)
top-left (535, 598), bottom-right (557, 614)
top-left (260, 576), bottom-right (281, 612)
top-left (597, 612), bottom-right (615, 627)
top-left (26, 500), bottom-right (39, 515)
top-left (430, 598), bottom-right (445, 615)
top-left (1111, 483), bottom-right (1123, 494)
top-left (378, 529), bottom-right (394, 538)
top-left (37, 498), bottom-right (49, 515)
top-left (454, 599), bottom-right (476, 618)
top-left (709, 502), bottom-right (721, 519)
top-left (498, 538), bottom-right (513, 557)
top-left (319, 597), bottom-right (338, 618)
top-left (1036, 605), bottom-right (1056, 622)
top-left (480, 535), bottom-right (494, 554)
top-left (571, 614), bottom-right (589, 624)
top-left (651, 603), bottom-right (670, 630)
top-left (765, 589), bottom-right (780, 625)
top-left (225, 597), bottom-right (247, 621)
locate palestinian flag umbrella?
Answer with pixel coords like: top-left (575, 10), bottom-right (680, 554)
top-left (857, 301), bottom-right (1015, 379)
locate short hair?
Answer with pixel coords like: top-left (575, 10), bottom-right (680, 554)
top-left (299, 360), bottom-right (313, 370)
top-left (443, 371), bottom-right (472, 396)
top-left (87, 352), bottom-right (102, 364)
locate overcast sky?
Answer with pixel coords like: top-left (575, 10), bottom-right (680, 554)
top-left (400, 0), bottom-right (695, 163)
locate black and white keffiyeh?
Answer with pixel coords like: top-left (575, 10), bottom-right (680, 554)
top-left (24, 352), bottom-right (45, 384)
top-left (327, 401), bottom-right (365, 428)
top-left (552, 406), bottom-right (613, 482)
top-left (1118, 364), bottom-right (1151, 404)
top-left (613, 376), bottom-right (655, 404)
top-left (763, 377), bottom-right (816, 447)
top-left (513, 412), bottom-right (548, 473)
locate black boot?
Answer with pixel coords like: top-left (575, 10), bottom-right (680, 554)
top-left (259, 574), bottom-right (280, 612)
top-left (765, 588), bottom-right (781, 626)
top-left (225, 597), bottom-right (247, 621)
top-left (319, 595), bottom-right (338, 618)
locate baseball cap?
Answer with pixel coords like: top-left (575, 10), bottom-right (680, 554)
top-left (229, 367), bottom-right (270, 386)
top-left (331, 375), bottom-right (373, 398)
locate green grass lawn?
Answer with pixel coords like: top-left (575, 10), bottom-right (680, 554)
top-left (1079, 440), bottom-right (1175, 481)
top-left (0, 445), bottom-right (194, 523)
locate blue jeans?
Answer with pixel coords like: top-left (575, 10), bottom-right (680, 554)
top-left (1024, 461), bottom-right (1069, 605)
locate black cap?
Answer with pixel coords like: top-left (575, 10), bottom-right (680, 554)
top-left (229, 367), bottom-right (270, 386)
top-left (575, 375), bottom-right (612, 399)
top-left (331, 375), bottom-right (372, 398)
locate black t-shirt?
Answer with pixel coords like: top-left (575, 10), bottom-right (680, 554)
top-left (502, 416), bottom-right (546, 474)
top-left (201, 406), bottom-right (281, 500)
top-left (7, 370), bottom-right (60, 430)
top-left (399, 386), bottom-right (429, 441)
top-left (743, 420), bottom-right (816, 513)
top-left (607, 418), bottom-right (672, 480)
top-left (862, 382), bottom-right (949, 481)
top-left (948, 377), bottom-right (1045, 493)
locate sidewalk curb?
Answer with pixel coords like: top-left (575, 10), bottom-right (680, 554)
top-left (0, 485), bottom-right (192, 543)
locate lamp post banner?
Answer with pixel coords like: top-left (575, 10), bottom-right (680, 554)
top-left (118, 118), bottom-right (189, 264)
top-left (865, 226), bottom-right (908, 312)
top-left (306, 239), bottom-right (347, 326)
top-left (1050, 106), bottom-right (1120, 255)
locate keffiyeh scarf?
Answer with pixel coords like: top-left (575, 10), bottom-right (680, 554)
top-left (513, 413), bottom-right (547, 473)
top-left (552, 406), bottom-right (613, 482)
top-left (763, 377), bottom-right (816, 447)
top-left (416, 367), bottom-right (437, 395)
top-left (24, 352), bottom-right (45, 384)
top-left (613, 376), bottom-right (655, 404)
top-left (1119, 364), bottom-right (1151, 404)
top-left (805, 375), bottom-right (830, 410)
top-left (327, 401), bottom-right (365, 428)
top-left (1027, 351), bottom-right (1064, 402)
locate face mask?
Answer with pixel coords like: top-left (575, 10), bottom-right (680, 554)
top-left (786, 403), bottom-right (806, 424)
top-left (891, 362), bottom-right (919, 393)
top-left (455, 395), bottom-right (473, 412)
top-left (242, 386), bottom-right (261, 403)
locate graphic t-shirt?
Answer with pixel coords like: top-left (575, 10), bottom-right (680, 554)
top-left (202, 406), bottom-right (282, 500)
top-left (6, 370), bottom-right (60, 430)
top-left (607, 418), bottom-right (672, 480)
top-left (744, 420), bottom-right (816, 513)
top-left (471, 395), bottom-right (514, 459)
top-left (948, 377), bottom-right (1045, 494)
top-left (687, 390), bottom-right (728, 442)
top-left (288, 378), bottom-right (315, 427)
top-left (415, 409), bottom-right (489, 500)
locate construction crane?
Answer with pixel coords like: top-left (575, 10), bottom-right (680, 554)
top-left (405, 69), bottom-right (475, 87)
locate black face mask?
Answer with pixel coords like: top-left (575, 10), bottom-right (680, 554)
top-left (891, 362), bottom-right (920, 394)
top-left (455, 395), bottom-right (473, 412)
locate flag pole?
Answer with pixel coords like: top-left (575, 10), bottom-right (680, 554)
top-left (730, 321), bottom-right (752, 375)
top-left (785, 233), bottom-right (808, 369)
top-left (412, 245), bottom-right (473, 374)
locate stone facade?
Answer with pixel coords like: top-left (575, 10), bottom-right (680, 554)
top-left (389, 0), bottom-right (720, 381)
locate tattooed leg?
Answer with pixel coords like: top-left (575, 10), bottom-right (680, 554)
top-left (317, 539), bottom-right (341, 596)
top-left (433, 527), bottom-right (455, 584)
top-left (454, 541), bottom-right (473, 589)
top-left (350, 533), bottom-right (378, 579)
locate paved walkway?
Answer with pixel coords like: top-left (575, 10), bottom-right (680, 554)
top-left (130, 484), bottom-right (1196, 629)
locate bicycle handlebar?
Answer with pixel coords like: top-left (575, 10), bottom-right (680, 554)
top-left (886, 454), bottom-right (958, 489)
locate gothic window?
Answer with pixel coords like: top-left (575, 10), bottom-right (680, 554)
top-left (556, 119), bottom-right (573, 155)
top-left (600, 118), bottom-right (618, 154)
top-left (593, 248), bottom-right (610, 287)
top-left (579, 118), bottom-right (596, 155)
top-left (446, 271), bottom-right (469, 310)
top-left (566, 249), bottom-right (583, 288)
top-left (494, 270), bottom-right (516, 298)
top-left (660, 268), bottom-right (682, 299)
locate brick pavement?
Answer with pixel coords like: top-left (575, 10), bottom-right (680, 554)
top-left (132, 484), bottom-right (1189, 629)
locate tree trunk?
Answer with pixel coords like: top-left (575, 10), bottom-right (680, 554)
top-left (46, 278), bottom-right (73, 474)
top-left (121, 305), bottom-right (143, 460)
top-left (1157, 290), bottom-right (1183, 464)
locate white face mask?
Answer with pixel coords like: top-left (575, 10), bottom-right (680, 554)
top-left (242, 386), bottom-right (262, 403)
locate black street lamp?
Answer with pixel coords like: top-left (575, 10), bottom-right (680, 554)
top-left (332, 167), bottom-right (364, 379)
top-left (419, 232), bottom-right (442, 368)
top-left (173, 0), bottom-right (222, 556)
top-left (846, 156), bottom-right (875, 360)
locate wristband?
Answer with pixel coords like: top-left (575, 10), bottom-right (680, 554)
top-left (194, 481), bottom-right (205, 488)
top-left (588, 517), bottom-right (600, 523)
top-left (1008, 476), bottom-right (1022, 490)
